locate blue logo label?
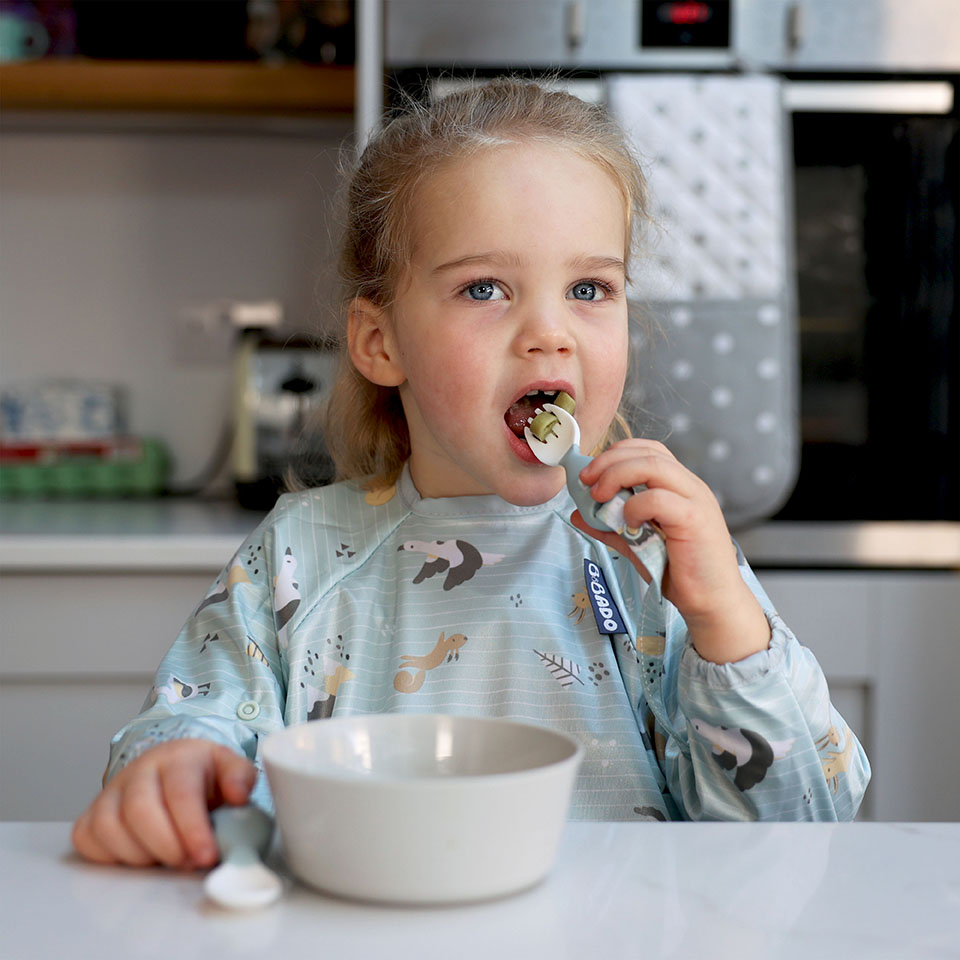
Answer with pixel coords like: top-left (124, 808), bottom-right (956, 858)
top-left (583, 559), bottom-right (626, 635)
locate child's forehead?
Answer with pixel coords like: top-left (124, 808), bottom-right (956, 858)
top-left (404, 142), bottom-right (628, 253)
top-left (425, 139), bottom-right (610, 188)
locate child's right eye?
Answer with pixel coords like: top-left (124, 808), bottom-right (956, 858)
top-left (462, 280), bottom-right (506, 301)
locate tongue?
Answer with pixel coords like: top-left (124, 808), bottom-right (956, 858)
top-left (505, 396), bottom-right (540, 437)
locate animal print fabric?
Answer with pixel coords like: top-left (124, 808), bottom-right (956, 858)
top-left (106, 465), bottom-right (869, 821)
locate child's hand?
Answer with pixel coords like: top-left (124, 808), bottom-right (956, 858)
top-left (571, 438), bottom-right (770, 664)
top-left (71, 739), bottom-right (256, 870)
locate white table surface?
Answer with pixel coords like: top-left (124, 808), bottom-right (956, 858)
top-left (3, 822), bottom-right (958, 960)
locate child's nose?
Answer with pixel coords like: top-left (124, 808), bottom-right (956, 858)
top-left (512, 302), bottom-right (576, 356)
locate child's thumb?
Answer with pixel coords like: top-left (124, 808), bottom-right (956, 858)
top-left (212, 746), bottom-right (257, 805)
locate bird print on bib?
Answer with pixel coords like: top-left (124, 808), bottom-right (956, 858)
top-left (274, 547), bottom-right (301, 650)
top-left (691, 718), bottom-right (796, 791)
top-left (153, 676), bottom-right (212, 705)
top-left (398, 538), bottom-right (504, 591)
top-left (193, 546), bottom-right (259, 616)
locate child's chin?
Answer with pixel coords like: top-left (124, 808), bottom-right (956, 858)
top-left (498, 471), bottom-right (565, 507)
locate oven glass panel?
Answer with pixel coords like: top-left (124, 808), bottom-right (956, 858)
top-left (775, 110), bottom-right (959, 521)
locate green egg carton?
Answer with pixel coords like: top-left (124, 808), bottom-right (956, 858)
top-left (0, 438), bottom-right (170, 499)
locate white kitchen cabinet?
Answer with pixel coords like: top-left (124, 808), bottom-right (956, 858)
top-left (757, 570), bottom-right (960, 822)
top-left (1, 570), bottom-right (220, 821)
top-left (0, 500), bottom-right (252, 822)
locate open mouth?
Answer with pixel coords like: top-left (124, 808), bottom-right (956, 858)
top-left (504, 389), bottom-right (567, 438)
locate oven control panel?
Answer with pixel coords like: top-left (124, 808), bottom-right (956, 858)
top-left (640, 1), bottom-right (731, 49)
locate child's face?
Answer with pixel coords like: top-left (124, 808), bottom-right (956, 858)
top-left (385, 141), bottom-right (630, 505)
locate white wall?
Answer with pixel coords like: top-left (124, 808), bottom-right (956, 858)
top-left (0, 123), bottom-right (349, 486)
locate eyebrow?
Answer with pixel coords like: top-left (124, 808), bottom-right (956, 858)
top-left (430, 252), bottom-right (626, 275)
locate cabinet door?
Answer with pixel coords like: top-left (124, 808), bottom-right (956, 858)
top-left (0, 571), bottom-right (213, 821)
top-left (870, 573), bottom-right (960, 821)
top-left (758, 570), bottom-right (960, 821)
top-left (760, 572), bottom-right (874, 819)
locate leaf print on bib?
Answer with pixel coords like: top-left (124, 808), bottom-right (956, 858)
top-left (533, 650), bottom-right (585, 689)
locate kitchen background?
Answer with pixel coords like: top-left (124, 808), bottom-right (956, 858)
top-left (1, 0), bottom-right (958, 823)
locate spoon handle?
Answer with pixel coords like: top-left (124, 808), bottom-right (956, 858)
top-left (211, 805), bottom-right (273, 864)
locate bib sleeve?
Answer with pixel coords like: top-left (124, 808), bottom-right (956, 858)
top-left (622, 542), bottom-right (871, 820)
top-left (104, 510), bottom-right (288, 813)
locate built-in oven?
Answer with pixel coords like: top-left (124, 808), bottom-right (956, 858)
top-left (383, 0), bottom-right (960, 564)
top-left (778, 80), bottom-right (957, 524)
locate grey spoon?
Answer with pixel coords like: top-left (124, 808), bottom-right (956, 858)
top-left (204, 805), bottom-right (282, 909)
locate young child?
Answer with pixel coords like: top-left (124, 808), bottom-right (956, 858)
top-left (73, 79), bottom-right (870, 871)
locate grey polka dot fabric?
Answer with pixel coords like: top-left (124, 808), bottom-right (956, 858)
top-left (623, 300), bottom-right (798, 528)
top-left (607, 75), bottom-right (797, 528)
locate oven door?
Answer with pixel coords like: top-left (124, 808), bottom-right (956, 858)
top-left (774, 80), bottom-right (959, 522)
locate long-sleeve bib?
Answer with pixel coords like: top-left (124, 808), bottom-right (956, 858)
top-left (108, 466), bottom-right (870, 821)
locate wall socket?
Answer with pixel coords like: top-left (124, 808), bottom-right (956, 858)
top-left (173, 302), bottom-right (238, 365)
top-left (173, 300), bottom-right (283, 364)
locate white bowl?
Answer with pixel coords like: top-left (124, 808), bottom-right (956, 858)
top-left (261, 713), bottom-right (582, 904)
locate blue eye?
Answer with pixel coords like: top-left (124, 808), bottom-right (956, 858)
top-left (463, 281), bottom-right (505, 301)
top-left (569, 281), bottom-right (606, 301)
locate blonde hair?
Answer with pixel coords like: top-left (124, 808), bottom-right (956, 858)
top-left (324, 77), bottom-right (648, 489)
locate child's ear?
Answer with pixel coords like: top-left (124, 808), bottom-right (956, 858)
top-left (347, 297), bottom-right (406, 387)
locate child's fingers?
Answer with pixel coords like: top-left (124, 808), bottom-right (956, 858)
top-left (210, 746), bottom-right (258, 806)
top-left (71, 741), bottom-right (258, 871)
top-left (161, 758), bottom-right (224, 868)
top-left (581, 438), bottom-right (678, 481)
top-left (71, 807), bottom-right (119, 865)
top-left (585, 452), bottom-right (703, 505)
top-left (621, 485), bottom-right (714, 536)
top-left (583, 439), bottom-right (685, 478)
top-left (158, 745), bottom-right (255, 868)
top-left (120, 772), bottom-right (191, 868)
top-left (83, 790), bottom-right (155, 867)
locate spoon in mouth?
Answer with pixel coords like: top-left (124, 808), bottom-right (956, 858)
top-left (524, 398), bottom-right (666, 572)
top-left (204, 805), bottom-right (282, 910)
top-left (523, 401), bottom-right (580, 466)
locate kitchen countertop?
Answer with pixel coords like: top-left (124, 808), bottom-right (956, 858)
top-left (734, 520), bottom-right (960, 570)
top-left (0, 498), bottom-right (263, 570)
top-left (3, 821), bottom-right (958, 960)
top-left (0, 498), bottom-right (957, 570)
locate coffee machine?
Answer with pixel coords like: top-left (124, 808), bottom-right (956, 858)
top-left (230, 306), bottom-right (338, 509)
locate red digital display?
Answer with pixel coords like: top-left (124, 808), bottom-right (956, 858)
top-left (661, 2), bottom-right (713, 26)
top-left (641, 1), bottom-right (730, 48)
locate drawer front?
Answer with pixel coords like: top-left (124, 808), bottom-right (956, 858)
top-left (1, 572), bottom-right (216, 676)
top-left (757, 572), bottom-right (873, 679)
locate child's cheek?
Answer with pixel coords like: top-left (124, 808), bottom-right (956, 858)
top-left (407, 368), bottom-right (469, 436)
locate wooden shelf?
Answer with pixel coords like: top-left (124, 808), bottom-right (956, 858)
top-left (0, 59), bottom-right (354, 115)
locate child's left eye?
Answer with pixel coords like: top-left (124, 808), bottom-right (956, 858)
top-left (568, 281), bottom-right (608, 302)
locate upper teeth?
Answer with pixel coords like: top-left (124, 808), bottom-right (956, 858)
top-left (526, 389), bottom-right (557, 397)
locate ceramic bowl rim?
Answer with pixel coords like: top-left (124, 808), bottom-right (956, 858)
top-left (261, 713), bottom-right (584, 786)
